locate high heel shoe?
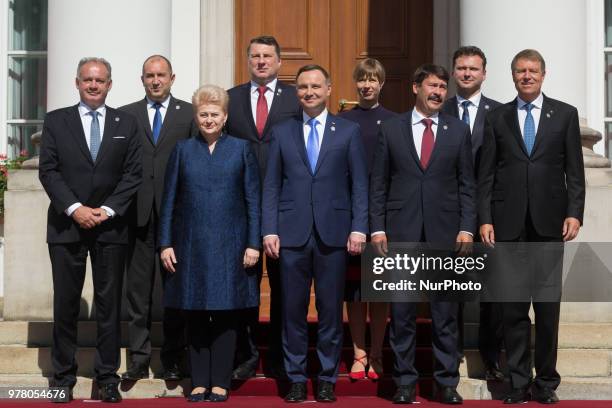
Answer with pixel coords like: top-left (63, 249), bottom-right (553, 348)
top-left (348, 354), bottom-right (368, 381)
top-left (367, 355), bottom-right (383, 381)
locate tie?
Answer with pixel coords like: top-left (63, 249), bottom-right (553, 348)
top-left (461, 100), bottom-right (471, 126)
top-left (88, 111), bottom-right (101, 161)
top-left (523, 103), bottom-right (535, 155)
top-left (152, 102), bottom-right (162, 144)
top-left (306, 118), bottom-right (320, 173)
top-left (256, 86), bottom-right (268, 138)
top-left (420, 118), bottom-right (434, 168)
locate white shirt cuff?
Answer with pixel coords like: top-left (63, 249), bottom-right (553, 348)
top-left (371, 231), bottom-right (386, 237)
top-left (66, 202), bottom-right (82, 216)
top-left (459, 230), bottom-right (473, 237)
top-left (263, 234), bottom-right (278, 239)
top-left (100, 206), bottom-right (115, 218)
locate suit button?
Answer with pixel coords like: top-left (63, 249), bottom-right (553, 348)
top-left (150, 175), bottom-right (154, 179)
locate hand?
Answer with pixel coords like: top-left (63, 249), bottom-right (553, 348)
top-left (160, 247), bottom-right (177, 273)
top-left (243, 248), bottom-right (260, 268)
top-left (72, 206), bottom-right (99, 229)
top-left (455, 232), bottom-right (474, 256)
top-left (347, 232), bottom-right (366, 255)
top-left (480, 224), bottom-right (495, 248)
top-left (371, 233), bottom-right (388, 257)
top-left (263, 236), bottom-right (280, 259)
top-left (91, 208), bottom-right (109, 224)
top-left (562, 217), bottom-right (581, 242)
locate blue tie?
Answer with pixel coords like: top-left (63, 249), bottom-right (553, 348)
top-left (306, 118), bottom-right (320, 173)
top-left (88, 111), bottom-right (101, 161)
top-left (152, 102), bottom-right (162, 144)
top-left (523, 103), bottom-right (535, 155)
top-left (461, 100), bottom-right (471, 126)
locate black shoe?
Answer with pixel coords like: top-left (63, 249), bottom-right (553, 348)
top-left (533, 387), bottom-right (559, 404)
top-left (392, 384), bottom-right (416, 404)
top-left (284, 382), bottom-right (307, 403)
top-left (232, 362), bottom-right (257, 380)
top-left (437, 386), bottom-right (463, 404)
top-left (99, 383), bottom-right (122, 403)
top-left (484, 363), bottom-right (505, 382)
top-left (161, 365), bottom-right (183, 381)
top-left (503, 388), bottom-right (530, 404)
top-left (187, 391), bottom-right (209, 402)
top-left (121, 364), bottom-right (149, 380)
top-left (209, 389), bottom-right (229, 402)
top-left (316, 380), bottom-right (336, 403)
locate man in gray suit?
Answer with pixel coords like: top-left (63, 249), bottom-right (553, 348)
top-left (121, 55), bottom-right (198, 381)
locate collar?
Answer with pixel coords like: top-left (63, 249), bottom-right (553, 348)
top-left (146, 95), bottom-right (171, 109)
top-left (303, 109), bottom-right (328, 126)
top-left (411, 108), bottom-right (439, 126)
top-left (78, 102), bottom-right (106, 117)
top-left (456, 91), bottom-right (482, 108)
top-left (250, 78), bottom-right (278, 94)
top-left (517, 93), bottom-right (543, 110)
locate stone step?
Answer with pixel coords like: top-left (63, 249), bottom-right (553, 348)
top-left (3, 321), bottom-right (612, 349)
top-left (1, 374), bottom-right (611, 400)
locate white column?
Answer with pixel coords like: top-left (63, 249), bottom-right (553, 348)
top-left (47, 0), bottom-right (172, 110)
top-left (459, 0), bottom-right (586, 116)
top-left (170, 0), bottom-right (201, 102)
top-left (200, 0), bottom-right (234, 89)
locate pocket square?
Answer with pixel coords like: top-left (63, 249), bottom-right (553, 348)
top-left (112, 136), bottom-right (126, 139)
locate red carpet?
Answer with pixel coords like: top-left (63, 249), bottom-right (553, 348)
top-left (2, 398), bottom-right (612, 407)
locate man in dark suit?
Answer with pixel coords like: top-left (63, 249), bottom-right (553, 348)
top-left (442, 46), bottom-right (504, 381)
top-left (119, 55), bottom-right (197, 381)
top-left (478, 49), bottom-right (585, 404)
top-left (39, 57), bottom-right (142, 403)
top-left (225, 35), bottom-right (301, 379)
top-left (262, 65), bottom-right (368, 403)
top-left (369, 64), bottom-right (476, 404)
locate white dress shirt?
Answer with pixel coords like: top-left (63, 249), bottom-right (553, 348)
top-left (250, 78), bottom-right (277, 121)
top-left (456, 92), bottom-right (481, 132)
top-left (66, 102), bottom-right (115, 218)
top-left (516, 93), bottom-right (543, 137)
top-left (411, 108), bottom-right (439, 160)
top-left (146, 95), bottom-right (170, 129)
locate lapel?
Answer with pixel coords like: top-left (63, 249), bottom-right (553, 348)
top-left (400, 113), bottom-right (424, 173)
top-left (94, 106), bottom-right (120, 165)
top-left (531, 95), bottom-right (553, 156)
top-left (425, 114), bottom-right (451, 171)
top-left (157, 96), bottom-right (181, 147)
top-left (445, 96), bottom-right (459, 118)
top-left (240, 83), bottom-right (260, 141)
top-left (262, 82), bottom-right (284, 138)
top-left (313, 114), bottom-right (338, 174)
top-left (505, 98), bottom-right (529, 157)
top-left (291, 117), bottom-right (311, 172)
top-left (65, 104), bottom-right (94, 165)
top-left (135, 98), bottom-right (153, 145)
top-left (473, 96), bottom-right (493, 146)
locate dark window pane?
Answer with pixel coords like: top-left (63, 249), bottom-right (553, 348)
top-left (6, 125), bottom-right (42, 159)
top-left (8, 0), bottom-right (48, 51)
top-left (8, 56), bottom-right (47, 120)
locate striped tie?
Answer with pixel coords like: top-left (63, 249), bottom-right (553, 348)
top-left (89, 111), bottom-right (101, 161)
top-left (523, 103), bottom-right (535, 155)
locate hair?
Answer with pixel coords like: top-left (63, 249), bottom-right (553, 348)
top-left (413, 64), bottom-right (449, 85)
top-left (142, 54), bottom-right (173, 75)
top-left (76, 57), bottom-right (112, 80)
top-left (353, 58), bottom-right (386, 83)
top-left (452, 45), bottom-right (487, 69)
top-left (511, 49), bottom-right (546, 73)
top-left (247, 35), bottom-right (281, 58)
top-left (296, 64), bottom-right (331, 84)
top-left (192, 84), bottom-right (229, 112)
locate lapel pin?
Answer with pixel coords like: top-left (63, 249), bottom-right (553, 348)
top-left (377, 120), bottom-right (381, 125)
top-left (546, 113), bottom-right (551, 118)
top-left (277, 88), bottom-right (282, 95)
top-left (176, 105), bottom-right (181, 110)
top-left (443, 125), bottom-right (448, 130)
top-left (115, 117), bottom-right (120, 122)
top-left (331, 126), bottom-right (336, 131)
top-left (485, 105), bottom-right (490, 110)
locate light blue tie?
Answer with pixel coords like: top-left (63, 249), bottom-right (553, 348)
top-left (306, 118), bottom-right (320, 173)
top-left (523, 103), bottom-right (535, 155)
top-left (152, 102), bottom-right (162, 144)
top-left (461, 100), bottom-right (471, 126)
top-left (88, 111), bottom-right (101, 161)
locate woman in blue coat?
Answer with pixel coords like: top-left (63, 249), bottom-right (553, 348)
top-left (159, 84), bottom-right (261, 402)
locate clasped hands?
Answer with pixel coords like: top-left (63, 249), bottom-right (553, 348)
top-left (72, 205), bottom-right (109, 229)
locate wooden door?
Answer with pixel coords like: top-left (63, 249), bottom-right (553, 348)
top-left (235, 0), bottom-right (433, 114)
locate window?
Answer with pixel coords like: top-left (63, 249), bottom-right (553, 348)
top-left (6, 0), bottom-right (47, 159)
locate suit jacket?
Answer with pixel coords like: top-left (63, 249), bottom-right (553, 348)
top-left (369, 111), bottom-right (476, 244)
top-left (442, 94), bottom-right (502, 169)
top-left (120, 96), bottom-right (198, 226)
top-left (477, 95), bottom-right (585, 240)
top-left (226, 81), bottom-right (301, 182)
top-left (39, 104), bottom-right (142, 244)
top-left (262, 113), bottom-right (369, 248)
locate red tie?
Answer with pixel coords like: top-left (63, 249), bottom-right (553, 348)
top-left (420, 118), bottom-right (434, 168)
top-left (256, 85), bottom-right (268, 138)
